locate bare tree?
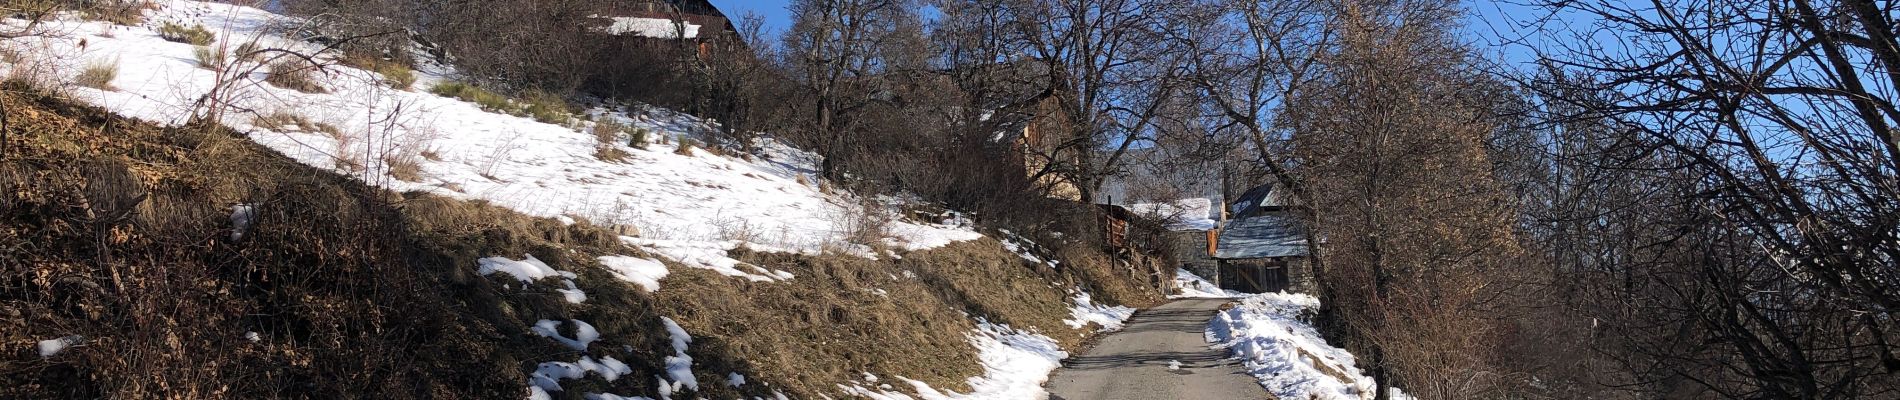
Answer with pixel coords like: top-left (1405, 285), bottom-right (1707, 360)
top-left (782, 0), bottom-right (925, 179)
top-left (1279, 1), bottom-right (1531, 398)
top-left (1008, 0), bottom-right (1186, 202)
top-left (1522, 0), bottom-right (1900, 397)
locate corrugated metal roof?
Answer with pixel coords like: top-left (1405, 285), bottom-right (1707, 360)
top-left (1213, 211), bottom-right (1309, 259)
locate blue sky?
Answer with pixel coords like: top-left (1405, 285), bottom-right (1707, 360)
top-left (712, 0), bottom-right (1552, 69)
top-left (710, 0), bottom-right (795, 36)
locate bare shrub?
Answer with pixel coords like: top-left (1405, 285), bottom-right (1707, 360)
top-left (592, 122), bottom-right (629, 162)
top-left (75, 60), bottom-right (117, 90)
top-left (835, 198), bottom-right (891, 248)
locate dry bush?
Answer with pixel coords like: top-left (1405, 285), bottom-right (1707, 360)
top-left (74, 60), bottom-right (117, 90)
top-left (674, 138), bottom-right (698, 156)
top-left (264, 60), bottom-right (325, 93)
top-left (835, 198), bottom-right (891, 249)
top-left (156, 21), bottom-right (214, 45)
top-left (78, 0), bottom-right (149, 25)
top-left (191, 45), bottom-right (225, 71)
top-left (590, 122), bottom-right (630, 162)
top-left (628, 126), bottom-right (650, 149)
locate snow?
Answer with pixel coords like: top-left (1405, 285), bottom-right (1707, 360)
top-left (997, 230), bottom-right (1056, 268)
top-left (598, 255), bottom-right (670, 292)
top-left (625, 238), bottom-right (792, 282)
top-left (2, 0), bottom-right (986, 292)
top-left (1172, 268), bottom-right (1245, 299)
top-left (1063, 291), bottom-right (1136, 332)
top-left (557, 279), bottom-right (588, 304)
top-left (882, 210), bottom-right (985, 251)
top-left (595, 16), bottom-right (701, 39)
top-left (37, 335), bottom-right (82, 357)
top-left (229, 203), bottom-right (255, 240)
top-left (727, 372), bottom-right (746, 387)
top-left (479, 255), bottom-right (561, 283)
top-left (1208, 292), bottom-right (1409, 400)
top-left (530, 361), bottom-right (587, 392)
top-left (0, 3), bottom-right (1107, 398)
top-left (1129, 198), bottom-right (1217, 231)
top-left (659, 317), bottom-right (699, 391)
top-left (531, 319), bottom-right (600, 351)
top-left (841, 322), bottom-right (1070, 400)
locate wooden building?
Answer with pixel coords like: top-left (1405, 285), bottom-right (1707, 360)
top-left (1211, 184), bottom-right (1312, 294)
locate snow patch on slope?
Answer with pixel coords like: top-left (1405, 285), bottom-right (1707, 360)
top-left (597, 255), bottom-right (670, 292)
top-left (1064, 291), bottom-right (1136, 332)
top-left (840, 321), bottom-right (1070, 400)
top-left (1, 0), bottom-right (985, 290)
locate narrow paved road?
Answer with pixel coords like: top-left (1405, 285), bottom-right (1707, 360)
top-left (1045, 298), bottom-right (1268, 400)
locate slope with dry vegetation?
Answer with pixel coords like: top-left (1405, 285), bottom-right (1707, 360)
top-left (0, 80), bottom-right (1165, 399)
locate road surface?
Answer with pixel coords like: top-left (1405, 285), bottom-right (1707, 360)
top-left (1045, 298), bottom-right (1269, 400)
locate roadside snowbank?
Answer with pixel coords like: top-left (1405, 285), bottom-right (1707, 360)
top-left (1208, 293), bottom-right (1409, 400)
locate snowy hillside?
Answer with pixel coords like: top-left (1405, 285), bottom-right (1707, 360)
top-left (0, 1), bottom-right (1139, 398)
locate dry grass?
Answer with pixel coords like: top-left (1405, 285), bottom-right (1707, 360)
top-left (0, 82), bottom-right (1170, 399)
top-left (383, 153), bottom-right (423, 181)
top-left (74, 60), bottom-right (117, 90)
top-left (249, 111), bottom-right (340, 137)
top-left (191, 45), bottom-right (225, 71)
top-left (156, 21), bottom-right (214, 45)
top-left (375, 62), bottom-right (415, 90)
top-left (591, 122), bottom-right (631, 162)
top-left (675, 138), bottom-right (698, 156)
top-left (79, 0), bottom-right (149, 25)
top-left (264, 60), bottom-right (325, 93)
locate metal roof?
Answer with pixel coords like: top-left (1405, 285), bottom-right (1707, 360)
top-left (1213, 211), bottom-right (1309, 259)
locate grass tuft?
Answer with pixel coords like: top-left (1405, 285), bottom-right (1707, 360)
top-left (374, 62), bottom-right (415, 90)
top-left (520, 89), bottom-right (571, 124)
top-left (157, 22), bottom-right (214, 45)
top-left (75, 60), bottom-right (117, 90)
top-left (428, 82), bottom-right (512, 112)
top-left (191, 45), bottom-right (225, 71)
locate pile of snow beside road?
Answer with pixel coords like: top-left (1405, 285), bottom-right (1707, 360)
top-left (1208, 292), bottom-right (1410, 400)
